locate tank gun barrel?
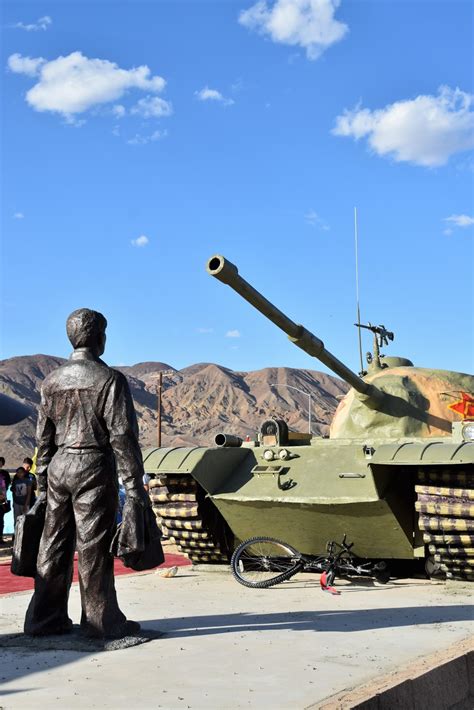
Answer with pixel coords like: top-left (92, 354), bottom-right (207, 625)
top-left (206, 255), bottom-right (382, 403)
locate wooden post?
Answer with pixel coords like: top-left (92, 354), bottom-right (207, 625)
top-left (157, 371), bottom-right (162, 447)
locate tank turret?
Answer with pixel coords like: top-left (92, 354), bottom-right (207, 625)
top-left (207, 254), bottom-right (473, 439)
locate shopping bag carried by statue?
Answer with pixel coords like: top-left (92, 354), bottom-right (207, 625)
top-left (11, 498), bottom-right (46, 577)
top-left (111, 498), bottom-right (164, 571)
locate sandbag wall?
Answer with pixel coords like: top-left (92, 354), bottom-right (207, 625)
top-left (416, 468), bottom-right (474, 581)
top-left (148, 474), bottom-right (230, 564)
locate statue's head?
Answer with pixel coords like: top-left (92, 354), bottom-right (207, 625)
top-left (66, 308), bottom-right (107, 356)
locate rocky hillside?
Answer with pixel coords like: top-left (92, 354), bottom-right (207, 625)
top-left (0, 355), bottom-right (348, 466)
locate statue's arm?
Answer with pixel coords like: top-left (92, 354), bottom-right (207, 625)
top-left (104, 372), bottom-right (148, 504)
top-left (35, 386), bottom-right (57, 494)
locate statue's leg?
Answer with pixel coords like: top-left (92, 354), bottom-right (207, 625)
top-left (73, 453), bottom-right (127, 638)
top-left (24, 471), bottom-right (75, 636)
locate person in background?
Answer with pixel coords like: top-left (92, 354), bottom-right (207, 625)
top-left (23, 457), bottom-right (37, 506)
top-left (11, 466), bottom-right (32, 525)
top-left (0, 457), bottom-right (11, 543)
top-left (143, 473), bottom-right (150, 493)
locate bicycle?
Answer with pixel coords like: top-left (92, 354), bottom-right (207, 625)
top-left (231, 534), bottom-right (390, 593)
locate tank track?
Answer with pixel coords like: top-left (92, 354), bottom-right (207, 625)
top-left (148, 474), bottom-right (231, 564)
top-left (415, 468), bottom-right (474, 581)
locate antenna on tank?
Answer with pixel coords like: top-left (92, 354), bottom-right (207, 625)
top-left (354, 207), bottom-right (364, 375)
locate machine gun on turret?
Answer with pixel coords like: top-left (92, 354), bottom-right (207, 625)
top-left (354, 322), bottom-right (394, 369)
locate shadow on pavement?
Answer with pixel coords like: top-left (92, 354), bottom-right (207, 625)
top-left (155, 604), bottom-right (474, 637)
top-left (1, 603), bottom-right (472, 691)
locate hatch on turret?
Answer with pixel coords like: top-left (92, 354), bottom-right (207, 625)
top-left (259, 418), bottom-right (311, 446)
top-left (260, 419), bottom-right (288, 446)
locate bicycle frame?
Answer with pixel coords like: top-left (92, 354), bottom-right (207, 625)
top-left (300, 535), bottom-right (388, 591)
top-left (230, 534), bottom-right (390, 591)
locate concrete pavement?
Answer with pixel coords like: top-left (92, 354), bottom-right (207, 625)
top-left (0, 569), bottom-right (473, 709)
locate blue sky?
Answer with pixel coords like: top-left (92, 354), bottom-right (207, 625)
top-left (1, 0), bottom-right (473, 377)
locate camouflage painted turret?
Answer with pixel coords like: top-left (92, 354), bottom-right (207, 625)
top-left (207, 254), bottom-right (472, 442)
top-left (142, 255), bottom-right (474, 581)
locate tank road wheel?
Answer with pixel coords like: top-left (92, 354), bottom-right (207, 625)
top-left (148, 474), bottom-right (232, 564)
top-left (416, 467), bottom-right (474, 581)
top-left (231, 537), bottom-right (304, 589)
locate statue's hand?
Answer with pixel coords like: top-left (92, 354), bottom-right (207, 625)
top-left (37, 475), bottom-right (48, 495)
top-left (29, 492), bottom-right (47, 513)
top-left (127, 486), bottom-right (150, 509)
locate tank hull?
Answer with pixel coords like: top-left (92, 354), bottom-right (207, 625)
top-left (142, 439), bottom-right (474, 561)
top-left (211, 498), bottom-right (417, 559)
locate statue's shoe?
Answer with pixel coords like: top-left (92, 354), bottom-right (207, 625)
top-left (106, 619), bottom-right (141, 639)
top-left (82, 619), bottom-right (142, 640)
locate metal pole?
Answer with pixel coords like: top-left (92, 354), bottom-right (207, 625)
top-left (308, 393), bottom-right (312, 434)
top-left (157, 371), bottom-right (162, 448)
top-left (354, 206), bottom-right (364, 374)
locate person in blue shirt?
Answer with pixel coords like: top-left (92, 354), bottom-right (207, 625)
top-left (11, 467), bottom-right (32, 525)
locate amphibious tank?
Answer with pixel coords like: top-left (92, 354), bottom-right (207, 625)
top-left (143, 255), bottom-right (474, 580)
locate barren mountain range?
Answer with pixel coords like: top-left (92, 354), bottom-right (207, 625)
top-left (0, 354), bottom-right (348, 466)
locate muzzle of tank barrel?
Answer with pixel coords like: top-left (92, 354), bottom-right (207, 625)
top-left (214, 433), bottom-right (243, 448)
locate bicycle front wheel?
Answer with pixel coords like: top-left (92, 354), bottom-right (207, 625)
top-left (231, 537), bottom-right (303, 588)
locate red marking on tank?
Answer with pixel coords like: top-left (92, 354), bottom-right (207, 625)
top-left (448, 392), bottom-right (474, 420)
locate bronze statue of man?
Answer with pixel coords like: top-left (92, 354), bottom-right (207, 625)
top-left (25, 308), bottom-right (149, 638)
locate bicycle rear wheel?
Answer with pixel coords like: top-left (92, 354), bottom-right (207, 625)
top-left (231, 537), bottom-right (303, 588)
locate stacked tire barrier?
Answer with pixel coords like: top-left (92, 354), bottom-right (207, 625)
top-left (149, 474), bottom-right (231, 564)
top-left (416, 468), bottom-right (474, 581)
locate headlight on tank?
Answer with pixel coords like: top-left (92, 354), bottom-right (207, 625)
top-left (278, 449), bottom-right (290, 460)
top-left (462, 422), bottom-right (474, 441)
top-left (263, 449), bottom-right (275, 461)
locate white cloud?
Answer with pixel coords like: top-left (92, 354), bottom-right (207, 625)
top-left (13, 212), bottom-right (24, 219)
top-left (8, 53), bottom-right (46, 77)
top-left (64, 115), bottom-right (85, 128)
top-left (131, 95), bottom-right (173, 118)
top-left (332, 86), bottom-right (474, 167)
top-left (239, 0), bottom-right (348, 60)
top-left (305, 209), bottom-right (329, 230)
top-left (444, 214), bottom-right (474, 228)
top-left (195, 87), bottom-right (234, 106)
top-left (197, 327), bottom-right (214, 334)
top-left (226, 329), bottom-right (241, 338)
top-left (7, 51), bottom-right (168, 118)
top-left (12, 15), bottom-right (51, 31)
top-left (127, 129), bottom-right (167, 145)
top-left (112, 104), bottom-right (126, 118)
top-left (131, 235), bottom-right (149, 247)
